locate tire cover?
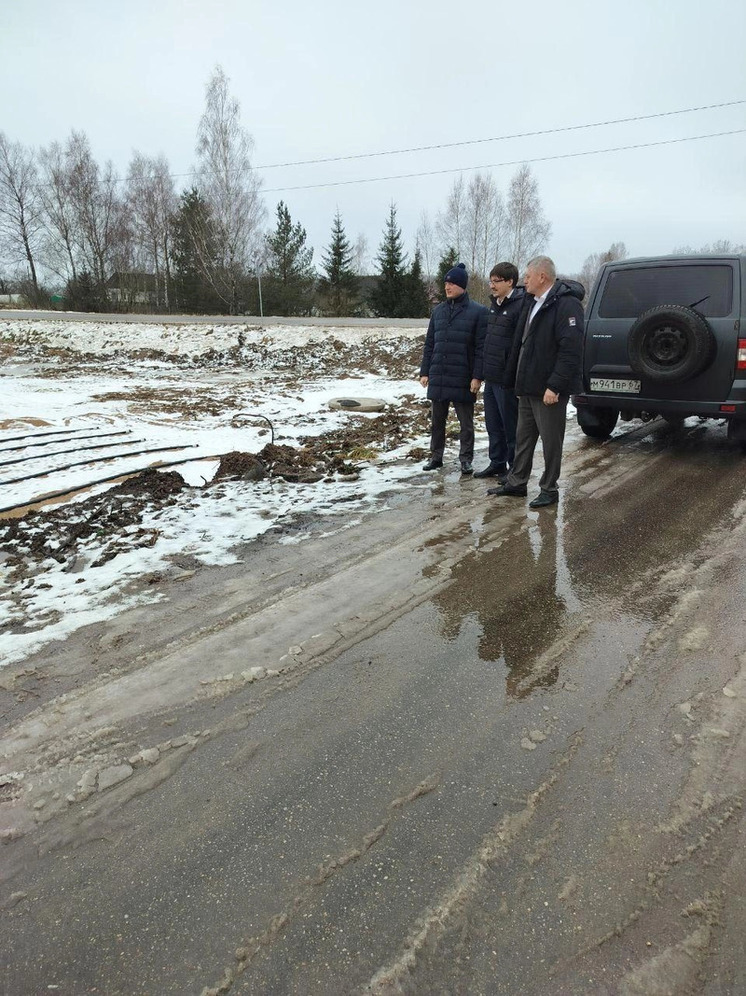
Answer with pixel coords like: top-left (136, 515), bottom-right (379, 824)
top-left (627, 305), bottom-right (715, 383)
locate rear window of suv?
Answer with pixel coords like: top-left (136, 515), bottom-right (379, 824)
top-left (598, 264), bottom-right (734, 319)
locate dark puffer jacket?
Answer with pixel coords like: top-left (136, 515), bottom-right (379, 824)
top-left (474, 286), bottom-right (526, 386)
top-left (506, 280), bottom-right (585, 397)
top-left (420, 292), bottom-right (488, 404)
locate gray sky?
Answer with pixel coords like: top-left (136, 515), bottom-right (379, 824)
top-left (3, 0), bottom-right (746, 274)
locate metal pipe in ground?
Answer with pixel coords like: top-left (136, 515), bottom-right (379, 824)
top-left (0, 452), bottom-right (228, 516)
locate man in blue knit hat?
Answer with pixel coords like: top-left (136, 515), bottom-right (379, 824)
top-left (419, 262), bottom-right (488, 475)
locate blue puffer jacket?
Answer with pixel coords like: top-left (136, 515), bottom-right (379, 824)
top-left (419, 293), bottom-right (488, 404)
top-left (475, 286), bottom-right (526, 386)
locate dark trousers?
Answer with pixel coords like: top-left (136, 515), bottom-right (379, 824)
top-left (483, 381), bottom-right (518, 469)
top-left (429, 399), bottom-right (475, 463)
top-left (506, 395), bottom-right (569, 495)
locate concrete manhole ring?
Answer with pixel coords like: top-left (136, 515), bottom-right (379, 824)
top-left (328, 397), bottom-right (387, 413)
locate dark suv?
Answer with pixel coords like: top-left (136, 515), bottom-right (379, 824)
top-left (573, 254), bottom-right (746, 448)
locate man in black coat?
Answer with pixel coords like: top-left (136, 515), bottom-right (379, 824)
top-left (473, 261), bottom-right (525, 480)
top-left (419, 263), bottom-right (488, 475)
top-left (488, 255), bottom-right (584, 508)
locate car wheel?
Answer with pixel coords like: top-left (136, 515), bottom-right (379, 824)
top-left (577, 405), bottom-right (619, 439)
top-left (627, 305), bottom-right (716, 383)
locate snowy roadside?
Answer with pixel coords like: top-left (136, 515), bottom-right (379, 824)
top-left (0, 319), bottom-right (475, 668)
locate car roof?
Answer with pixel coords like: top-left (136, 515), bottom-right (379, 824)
top-left (602, 253), bottom-right (746, 266)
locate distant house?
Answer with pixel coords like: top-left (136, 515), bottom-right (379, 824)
top-left (106, 271), bottom-right (159, 308)
top-left (0, 292), bottom-right (26, 308)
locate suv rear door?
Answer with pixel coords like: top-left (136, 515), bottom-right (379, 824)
top-left (584, 258), bottom-right (740, 403)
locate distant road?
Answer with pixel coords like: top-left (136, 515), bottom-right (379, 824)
top-left (0, 309), bottom-right (427, 328)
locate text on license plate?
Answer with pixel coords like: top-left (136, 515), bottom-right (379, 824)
top-left (590, 378), bottom-right (641, 394)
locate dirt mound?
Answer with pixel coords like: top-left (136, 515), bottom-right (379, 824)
top-left (258, 443), bottom-right (326, 483)
top-left (110, 469), bottom-right (186, 499)
top-left (214, 451), bottom-right (267, 481)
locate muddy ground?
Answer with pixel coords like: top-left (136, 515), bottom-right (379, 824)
top-left (2, 319), bottom-right (746, 996)
top-left (0, 402), bottom-right (432, 605)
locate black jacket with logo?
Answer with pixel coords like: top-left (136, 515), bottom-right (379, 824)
top-left (475, 286), bottom-right (526, 386)
top-left (419, 292), bottom-right (488, 405)
top-left (505, 279), bottom-right (585, 397)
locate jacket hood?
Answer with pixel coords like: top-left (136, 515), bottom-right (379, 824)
top-left (553, 278), bottom-right (585, 302)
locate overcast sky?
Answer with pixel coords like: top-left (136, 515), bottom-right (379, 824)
top-left (3, 0), bottom-right (746, 275)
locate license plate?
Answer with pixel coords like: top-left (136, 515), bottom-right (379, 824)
top-left (590, 377), bottom-right (641, 394)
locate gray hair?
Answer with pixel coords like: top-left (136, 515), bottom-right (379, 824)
top-left (526, 255), bottom-right (556, 281)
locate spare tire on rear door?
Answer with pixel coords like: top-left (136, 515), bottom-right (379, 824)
top-left (627, 304), bottom-right (716, 383)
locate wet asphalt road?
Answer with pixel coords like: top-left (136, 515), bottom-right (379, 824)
top-left (2, 416), bottom-right (746, 995)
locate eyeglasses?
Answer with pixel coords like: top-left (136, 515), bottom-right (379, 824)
top-left (490, 277), bottom-right (507, 283)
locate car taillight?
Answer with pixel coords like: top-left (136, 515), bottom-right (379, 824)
top-left (738, 338), bottom-right (746, 370)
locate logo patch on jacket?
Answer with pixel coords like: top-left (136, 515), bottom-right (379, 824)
top-left (569, 317), bottom-right (577, 326)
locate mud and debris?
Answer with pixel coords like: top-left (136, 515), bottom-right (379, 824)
top-left (0, 470), bottom-right (187, 584)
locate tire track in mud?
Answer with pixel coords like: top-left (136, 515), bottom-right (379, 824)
top-left (199, 775), bottom-right (442, 996)
top-left (358, 502), bottom-right (746, 996)
top-left (0, 492), bottom-right (541, 844)
top-left (360, 734), bottom-right (584, 995)
top-left (4, 419), bottom-right (746, 994)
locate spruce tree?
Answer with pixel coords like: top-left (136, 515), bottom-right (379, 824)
top-left (263, 201), bottom-right (315, 315)
top-left (171, 188), bottom-right (222, 313)
top-left (370, 202), bottom-right (407, 318)
top-left (402, 249), bottom-right (431, 317)
top-left (317, 211), bottom-right (359, 317)
top-left (435, 246), bottom-right (459, 302)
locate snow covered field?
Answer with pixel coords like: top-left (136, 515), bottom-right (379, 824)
top-left (0, 318), bottom-right (477, 667)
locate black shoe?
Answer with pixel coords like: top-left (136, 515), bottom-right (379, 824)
top-left (473, 462), bottom-right (505, 479)
top-left (422, 459), bottom-right (443, 471)
top-left (496, 471), bottom-right (510, 485)
top-left (528, 491), bottom-right (558, 508)
top-left (486, 484), bottom-right (527, 497)
top-left (460, 461), bottom-right (473, 476)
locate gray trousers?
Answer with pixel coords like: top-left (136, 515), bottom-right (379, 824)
top-left (505, 395), bottom-right (568, 495)
top-left (429, 399), bottom-right (475, 462)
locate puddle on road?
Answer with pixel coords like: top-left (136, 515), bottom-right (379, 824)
top-left (420, 452), bottom-right (746, 702)
top-left (428, 512), bottom-right (576, 699)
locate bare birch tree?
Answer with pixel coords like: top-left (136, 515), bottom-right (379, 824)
top-left (462, 173), bottom-right (508, 275)
top-left (63, 131), bottom-right (127, 294)
top-left (436, 174), bottom-right (466, 260)
top-left (578, 241), bottom-right (627, 299)
top-left (415, 210), bottom-right (437, 280)
top-left (126, 152), bottom-right (176, 309)
top-left (352, 232), bottom-right (369, 275)
top-left (0, 133), bottom-right (43, 298)
top-left (506, 164), bottom-right (551, 272)
top-left (37, 137), bottom-right (81, 283)
top-left (435, 172), bottom-right (509, 279)
top-left (195, 66), bottom-right (265, 313)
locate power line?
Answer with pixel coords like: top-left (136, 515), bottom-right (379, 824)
top-left (261, 129), bottom-right (746, 193)
top-left (163, 99), bottom-right (745, 182)
top-left (254, 99), bottom-right (746, 171)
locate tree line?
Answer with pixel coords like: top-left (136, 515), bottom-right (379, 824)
top-left (0, 66), bottom-right (562, 318)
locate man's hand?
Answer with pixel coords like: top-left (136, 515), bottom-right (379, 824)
top-left (470, 379), bottom-right (482, 394)
top-left (543, 388), bottom-right (559, 405)
top-left (420, 376), bottom-right (429, 388)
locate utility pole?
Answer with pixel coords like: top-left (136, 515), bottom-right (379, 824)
top-left (255, 255), bottom-right (264, 318)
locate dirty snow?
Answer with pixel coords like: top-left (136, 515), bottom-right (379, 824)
top-left (0, 319), bottom-right (485, 667)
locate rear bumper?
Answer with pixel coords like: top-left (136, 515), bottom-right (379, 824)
top-left (572, 393), bottom-right (746, 419)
